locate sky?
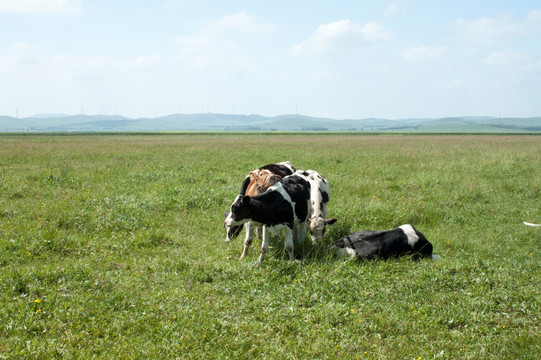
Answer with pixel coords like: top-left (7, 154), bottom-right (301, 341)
top-left (1, 0), bottom-right (540, 120)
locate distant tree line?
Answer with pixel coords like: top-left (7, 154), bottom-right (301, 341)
top-left (487, 124), bottom-right (541, 132)
top-left (300, 126), bottom-right (328, 131)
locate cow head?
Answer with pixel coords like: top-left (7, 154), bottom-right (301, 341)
top-left (224, 218), bottom-right (243, 242)
top-left (308, 215), bottom-right (337, 244)
top-left (224, 195), bottom-right (252, 229)
top-left (249, 169), bottom-right (281, 194)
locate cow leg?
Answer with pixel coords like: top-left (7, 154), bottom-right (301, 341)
top-left (284, 227), bottom-right (295, 261)
top-left (256, 224), bottom-right (263, 240)
top-left (296, 222), bottom-right (307, 246)
top-left (258, 226), bottom-right (271, 263)
top-left (240, 222), bottom-right (256, 260)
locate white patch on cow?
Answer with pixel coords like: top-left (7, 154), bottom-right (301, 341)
top-left (266, 224), bottom-right (287, 235)
top-left (224, 212), bottom-right (235, 227)
top-left (335, 247), bottom-right (356, 259)
top-left (225, 214), bottom-right (249, 228)
top-left (224, 214), bottom-right (234, 228)
top-left (268, 181), bottom-right (291, 201)
top-left (399, 224), bottom-right (419, 248)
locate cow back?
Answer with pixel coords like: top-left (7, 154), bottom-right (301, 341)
top-left (280, 175), bottom-right (311, 223)
top-left (260, 162), bottom-right (296, 179)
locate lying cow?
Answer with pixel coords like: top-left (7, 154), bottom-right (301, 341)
top-left (225, 161), bottom-right (296, 242)
top-left (224, 174), bottom-right (311, 263)
top-left (295, 170), bottom-right (337, 244)
top-left (332, 224), bottom-right (440, 260)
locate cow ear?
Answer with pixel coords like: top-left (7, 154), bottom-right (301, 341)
top-left (242, 195), bottom-right (251, 205)
top-left (325, 218), bottom-right (338, 225)
top-left (272, 174), bottom-right (282, 183)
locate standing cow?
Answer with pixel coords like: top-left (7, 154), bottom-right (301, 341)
top-left (225, 161), bottom-right (296, 242)
top-left (224, 174), bottom-right (311, 263)
top-left (294, 170), bottom-right (337, 244)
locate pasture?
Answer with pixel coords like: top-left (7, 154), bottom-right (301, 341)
top-left (1, 133), bottom-right (540, 359)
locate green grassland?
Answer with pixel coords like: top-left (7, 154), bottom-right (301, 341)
top-left (1, 134), bottom-right (540, 359)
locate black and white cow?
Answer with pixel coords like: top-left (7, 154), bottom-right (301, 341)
top-left (332, 224), bottom-right (440, 260)
top-left (224, 174), bottom-right (311, 263)
top-left (225, 161), bottom-right (296, 242)
top-left (294, 170), bottom-right (337, 244)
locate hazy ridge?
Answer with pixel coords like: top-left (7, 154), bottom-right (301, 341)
top-left (1, 113), bottom-right (540, 132)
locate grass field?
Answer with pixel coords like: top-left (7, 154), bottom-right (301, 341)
top-left (1, 133), bottom-right (540, 359)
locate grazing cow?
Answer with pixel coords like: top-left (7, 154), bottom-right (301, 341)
top-left (225, 161), bottom-right (295, 242)
top-left (332, 224), bottom-right (439, 260)
top-left (224, 174), bottom-right (311, 263)
top-left (294, 170), bottom-right (337, 244)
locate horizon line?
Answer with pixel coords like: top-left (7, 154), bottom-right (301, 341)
top-left (2, 112), bottom-right (534, 121)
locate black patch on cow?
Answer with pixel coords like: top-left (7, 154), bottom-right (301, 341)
top-left (280, 175), bottom-right (310, 222)
top-left (230, 191), bottom-right (294, 228)
top-left (227, 224), bottom-right (244, 239)
top-left (320, 188), bottom-right (329, 203)
top-left (260, 163), bottom-right (295, 178)
top-left (239, 175), bottom-right (251, 195)
top-left (332, 225), bottom-right (433, 259)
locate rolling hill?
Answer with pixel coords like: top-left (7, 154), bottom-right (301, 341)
top-left (1, 113), bottom-right (540, 133)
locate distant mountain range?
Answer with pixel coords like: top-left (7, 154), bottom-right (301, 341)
top-left (1, 113), bottom-right (540, 133)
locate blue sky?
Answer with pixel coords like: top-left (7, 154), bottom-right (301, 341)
top-left (1, 0), bottom-right (540, 119)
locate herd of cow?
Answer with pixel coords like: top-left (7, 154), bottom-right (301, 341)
top-left (224, 161), bottom-right (439, 263)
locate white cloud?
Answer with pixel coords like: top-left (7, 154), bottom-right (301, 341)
top-left (176, 11), bottom-right (274, 46)
top-left (453, 10), bottom-right (541, 46)
top-left (0, 42), bottom-right (162, 95)
top-left (385, 1), bottom-right (407, 15)
top-left (526, 9), bottom-right (541, 24)
top-left (174, 12), bottom-right (272, 73)
top-left (211, 12), bottom-right (275, 34)
top-left (0, 0), bottom-right (81, 14)
top-left (485, 49), bottom-right (534, 66)
top-left (291, 20), bottom-right (393, 56)
top-left (400, 45), bottom-right (448, 62)
top-left (163, 0), bottom-right (185, 9)
top-left (8, 41), bottom-right (38, 53)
